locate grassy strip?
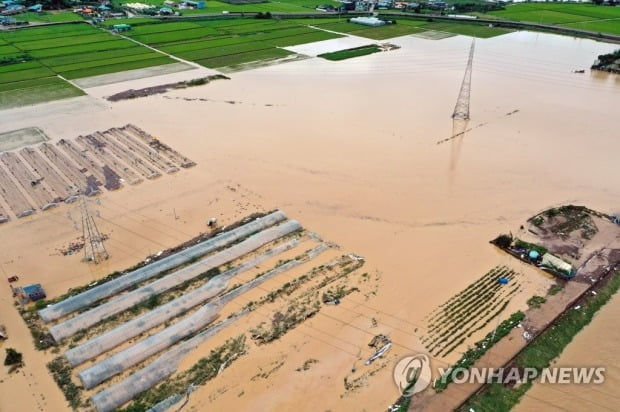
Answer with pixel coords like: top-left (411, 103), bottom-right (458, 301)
top-left (0, 61), bottom-right (42, 74)
top-left (319, 45), bottom-right (382, 61)
top-left (564, 20), bottom-right (620, 36)
top-left (0, 76), bottom-right (61, 92)
top-left (0, 66), bottom-right (54, 84)
top-left (0, 45), bottom-right (20, 54)
top-left (59, 56), bottom-right (175, 80)
top-left (461, 270), bottom-right (620, 411)
top-left (39, 46), bottom-right (146, 67)
top-left (128, 22), bottom-right (203, 35)
top-left (29, 40), bottom-right (136, 59)
top-left (196, 47), bottom-right (293, 68)
top-left (0, 24), bottom-right (94, 42)
top-left (348, 24), bottom-right (425, 40)
top-left (50, 52), bottom-right (165, 73)
top-left (266, 30), bottom-right (341, 47)
top-left (0, 80), bottom-right (84, 110)
top-left (131, 27), bottom-right (219, 45)
top-left (14, 11), bottom-right (83, 23)
top-left (47, 357), bottom-right (81, 409)
top-left (14, 33), bottom-right (116, 51)
top-left (100, 18), bottom-right (160, 28)
top-left (313, 21), bottom-right (369, 33)
top-left (422, 22), bottom-right (512, 38)
top-left (434, 311), bottom-right (525, 392)
top-left (176, 41), bottom-right (273, 61)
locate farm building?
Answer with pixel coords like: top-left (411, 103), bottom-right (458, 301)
top-left (350, 16), bottom-right (386, 27)
top-left (185, 0), bottom-right (206, 8)
top-left (16, 283), bottom-right (46, 304)
top-left (113, 23), bottom-right (131, 32)
top-left (541, 253), bottom-right (575, 277)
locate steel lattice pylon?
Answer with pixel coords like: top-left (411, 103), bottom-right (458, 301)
top-left (452, 39), bottom-right (476, 121)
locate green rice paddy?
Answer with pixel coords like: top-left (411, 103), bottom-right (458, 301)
top-left (488, 3), bottom-right (620, 35)
top-left (311, 19), bottom-right (511, 40)
top-left (123, 19), bottom-right (343, 68)
top-left (0, 23), bottom-right (174, 109)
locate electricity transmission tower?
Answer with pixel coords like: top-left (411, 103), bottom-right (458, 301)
top-left (80, 194), bottom-right (108, 264)
top-left (452, 40), bottom-right (476, 121)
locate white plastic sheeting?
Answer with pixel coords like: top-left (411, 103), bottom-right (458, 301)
top-left (90, 244), bottom-right (330, 412)
top-left (65, 238), bottom-right (301, 366)
top-left (39, 211), bottom-right (287, 323)
top-left (49, 219), bottom-right (301, 341)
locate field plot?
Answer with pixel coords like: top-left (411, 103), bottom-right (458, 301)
top-left (422, 265), bottom-right (522, 358)
top-left (25, 210), bottom-right (371, 411)
top-left (122, 19), bottom-right (343, 69)
top-left (311, 19), bottom-right (511, 40)
top-left (489, 3), bottom-right (620, 34)
top-left (0, 127), bottom-right (48, 152)
top-left (0, 124), bottom-right (193, 221)
top-left (0, 23), bottom-right (176, 108)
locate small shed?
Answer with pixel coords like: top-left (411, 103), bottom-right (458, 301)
top-left (542, 253), bottom-right (575, 277)
top-left (113, 23), bottom-right (132, 32)
top-left (350, 16), bottom-right (386, 27)
top-left (185, 0), bottom-right (205, 9)
top-left (21, 283), bottom-right (46, 302)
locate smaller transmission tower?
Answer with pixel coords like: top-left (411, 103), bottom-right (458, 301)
top-left (80, 194), bottom-right (108, 264)
top-left (452, 39), bottom-right (476, 121)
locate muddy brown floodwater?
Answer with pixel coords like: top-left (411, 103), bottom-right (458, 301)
top-left (0, 30), bottom-right (618, 412)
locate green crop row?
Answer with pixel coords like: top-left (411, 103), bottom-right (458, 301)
top-left (0, 78), bottom-right (84, 110)
top-left (14, 33), bottom-right (118, 51)
top-left (128, 22), bottom-right (203, 35)
top-left (196, 47), bottom-right (293, 68)
top-left (29, 39), bottom-right (136, 59)
top-left (50, 52), bottom-right (166, 74)
top-left (131, 27), bottom-right (220, 45)
top-left (0, 66), bottom-right (54, 85)
top-left (59, 56), bottom-right (175, 80)
top-left (0, 60), bottom-right (42, 74)
top-left (39, 46), bottom-right (145, 67)
top-left (176, 41), bottom-right (271, 61)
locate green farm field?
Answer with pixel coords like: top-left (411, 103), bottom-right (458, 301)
top-left (319, 44), bottom-right (382, 61)
top-left (122, 19), bottom-right (343, 68)
top-left (0, 23), bottom-right (175, 108)
top-left (488, 3), bottom-right (620, 34)
top-left (0, 77), bottom-right (84, 110)
top-left (311, 19), bottom-right (511, 40)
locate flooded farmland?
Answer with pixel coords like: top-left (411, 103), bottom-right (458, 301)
top-left (0, 29), bottom-right (618, 412)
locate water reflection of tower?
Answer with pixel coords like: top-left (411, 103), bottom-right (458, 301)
top-left (80, 193), bottom-right (108, 264)
top-left (450, 39), bottom-right (475, 175)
